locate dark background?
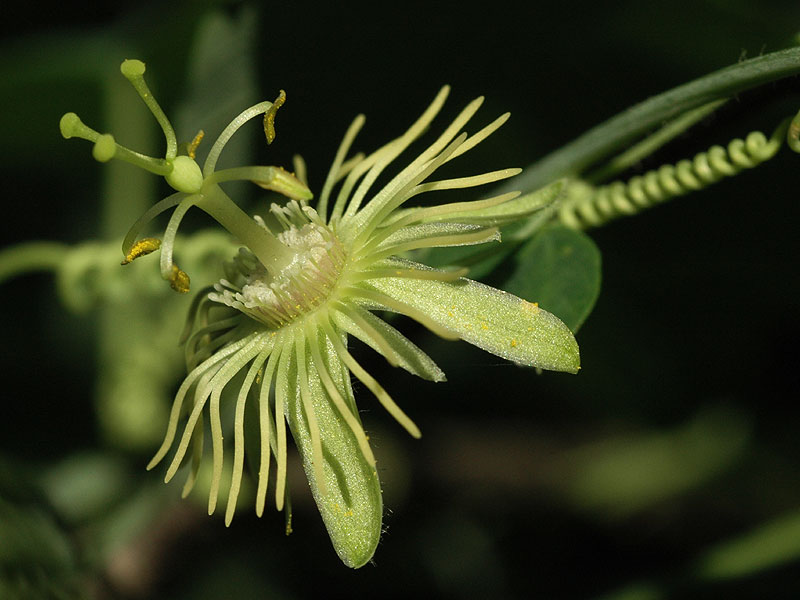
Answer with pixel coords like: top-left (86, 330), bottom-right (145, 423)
top-left (2, 1), bottom-right (800, 598)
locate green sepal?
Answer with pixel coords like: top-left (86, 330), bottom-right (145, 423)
top-left (361, 258), bottom-right (580, 373)
top-left (281, 328), bottom-right (382, 568)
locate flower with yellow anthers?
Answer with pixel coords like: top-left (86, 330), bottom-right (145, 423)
top-left (61, 59), bottom-right (580, 568)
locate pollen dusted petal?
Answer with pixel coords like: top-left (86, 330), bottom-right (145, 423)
top-left (363, 260), bottom-right (581, 374)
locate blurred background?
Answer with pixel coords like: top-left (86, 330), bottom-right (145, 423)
top-left (2, 0), bottom-right (800, 598)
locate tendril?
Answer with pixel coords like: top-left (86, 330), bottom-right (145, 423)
top-left (559, 114), bottom-right (797, 230)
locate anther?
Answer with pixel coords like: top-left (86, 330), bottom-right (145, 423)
top-left (263, 89), bottom-right (286, 145)
top-left (188, 130), bottom-right (205, 160)
top-left (121, 237), bottom-right (162, 265)
top-left (169, 264), bottom-right (191, 293)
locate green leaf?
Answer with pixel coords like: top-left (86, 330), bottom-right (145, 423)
top-left (503, 225), bottom-right (601, 332)
top-left (362, 259), bottom-right (580, 373)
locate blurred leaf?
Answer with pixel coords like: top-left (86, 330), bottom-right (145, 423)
top-left (0, 497), bottom-right (81, 599)
top-left (502, 224), bottom-right (601, 332)
top-left (595, 582), bottom-right (663, 600)
top-left (176, 5), bottom-right (259, 178)
top-left (696, 508), bottom-right (800, 580)
top-left (561, 407), bottom-right (750, 518)
top-left (39, 452), bottom-right (130, 524)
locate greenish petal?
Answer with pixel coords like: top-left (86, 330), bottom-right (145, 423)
top-left (360, 259), bottom-right (580, 373)
top-left (282, 329), bottom-right (382, 568)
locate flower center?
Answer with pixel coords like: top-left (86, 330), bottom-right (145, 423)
top-left (210, 202), bottom-right (346, 329)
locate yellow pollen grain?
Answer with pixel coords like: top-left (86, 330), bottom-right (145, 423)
top-left (480, 322), bottom-right (489, 330)
top-left (522, 300), bottom-right (540, 314)
top-left (511, 339), bottom-right (518, 347)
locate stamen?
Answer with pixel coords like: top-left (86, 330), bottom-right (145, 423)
top-left (121, 192), bottom-right (184, 257)
top-left (160, 196), bottom-right (197, 291)
top-left (263, 90), bottom-right (286, 145)
top-left (203, 100), bottom-right (275, 176)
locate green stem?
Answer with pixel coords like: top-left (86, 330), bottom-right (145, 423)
top-left (507, 46), bottom-right (800, 192)
top-left (585, 99), bottom-right (727, 184)
top-left (196, 185), bottom-right (296, 273)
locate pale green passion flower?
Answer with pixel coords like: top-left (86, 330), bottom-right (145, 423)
top-left (61, 60), bottom-right (579, 567)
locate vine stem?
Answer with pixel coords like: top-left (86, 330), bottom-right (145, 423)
top-left (501, 46), bottom-right (800, 193)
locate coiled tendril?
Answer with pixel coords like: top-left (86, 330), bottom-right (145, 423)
top-left (559, 109), bottom-right (800, 230)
